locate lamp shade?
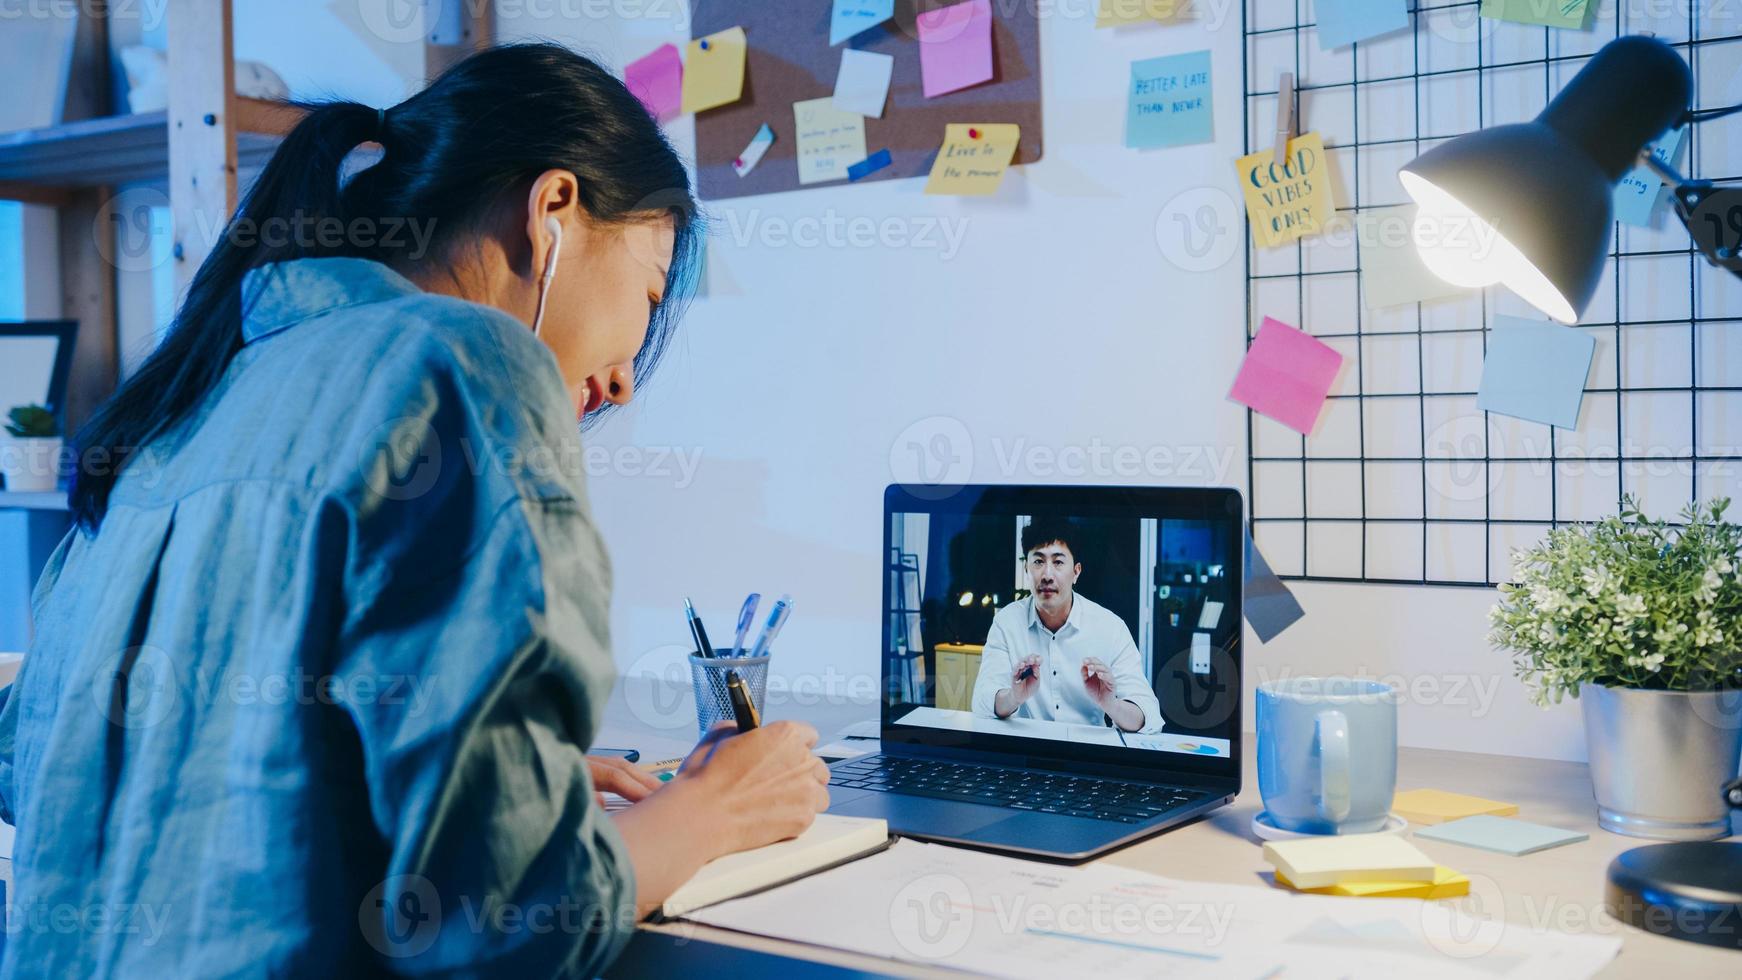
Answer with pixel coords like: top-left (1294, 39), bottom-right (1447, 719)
top-left (1400, 36), bottom-right (1692, 322)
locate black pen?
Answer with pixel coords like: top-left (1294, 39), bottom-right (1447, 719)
top-left (684, 597), bottom-right (716, 658)
top-left (725, 669), bottom-right (760, 731)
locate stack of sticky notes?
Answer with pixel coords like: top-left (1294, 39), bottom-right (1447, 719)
top-left (1414, 815), bottom-right (1588, 856)
top-left (1263, 833), bottom-right (1468, 899)
top-left (1262, 833), bottom-right (1437, 889)
top-left (1393, 788), bottom-right (1520, 825)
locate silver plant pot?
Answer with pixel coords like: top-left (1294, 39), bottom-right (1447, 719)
top-left (1582, 683), bottom-right (1742, 841)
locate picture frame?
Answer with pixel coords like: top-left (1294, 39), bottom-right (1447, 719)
top-left (0, 321), bottom-right (78, 427)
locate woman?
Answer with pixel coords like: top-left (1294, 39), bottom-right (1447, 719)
top-left (0, 45), bottom-right (828, 976)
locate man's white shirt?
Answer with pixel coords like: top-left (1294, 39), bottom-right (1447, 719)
top-left (969, 593), bottom-right (1163, 734)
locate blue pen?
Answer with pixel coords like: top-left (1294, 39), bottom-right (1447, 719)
top-left (747, 594), bottom-right (792, 660)
top-left (730, 593), bottom-right (761, 658)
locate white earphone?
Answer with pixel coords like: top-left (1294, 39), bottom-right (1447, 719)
top-left (531, 216), bottom-right (563, 338)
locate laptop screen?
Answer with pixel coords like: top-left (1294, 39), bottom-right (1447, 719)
top-left (881, 485), bottom-right (1242, 777)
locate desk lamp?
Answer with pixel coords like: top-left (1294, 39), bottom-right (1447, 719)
top-left (1398, 35), bottom-right (1742, 323)
top-left (1603, 777), bottom-right (1742, 949)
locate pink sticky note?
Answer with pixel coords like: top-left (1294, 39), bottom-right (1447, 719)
top-left (625, 44), bottom-right (683, 121)
top-left (1229, 317), bottom-right (1344, 435)
top-left (917, 0), bottom-right (994, 99)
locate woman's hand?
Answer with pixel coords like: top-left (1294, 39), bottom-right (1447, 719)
top-left (587, 755), bottom-right (663, 808)
top-left (671, 720), bottom-right (832, 854)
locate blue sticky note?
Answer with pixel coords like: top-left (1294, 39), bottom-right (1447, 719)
top-left (1477, 316), bottom-right (1596, 430)
top-left (1316, 0), bottom-right (1410, 50)
top-left (831, 0), bottom-right (895, 45)
top-left (847, 148), bottom-right (892, 182)
top-left (1415, 815), bottom-right (1588, 856)
top-left (1614, 126), bottom-right (1687, 227)
top-left (1126, 50), bottom-right (1213, 149)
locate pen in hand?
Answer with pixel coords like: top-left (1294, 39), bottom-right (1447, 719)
top-left (725, 669), bottom-right (760, 731)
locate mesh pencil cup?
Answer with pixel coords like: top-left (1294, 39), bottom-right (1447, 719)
top-left (689, 650), bottom-right (770, 739)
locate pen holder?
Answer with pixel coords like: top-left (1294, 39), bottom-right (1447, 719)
top-left (689, 651), bottom-right (771, 739)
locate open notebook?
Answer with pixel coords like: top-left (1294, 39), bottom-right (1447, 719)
top-left (654, 814), bottom-right (891, 921)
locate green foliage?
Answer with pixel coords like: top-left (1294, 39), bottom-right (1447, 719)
top-left (4, 405), bottom-right (58, 439)
top-left (1490, 497), bottom-right (1742, 705)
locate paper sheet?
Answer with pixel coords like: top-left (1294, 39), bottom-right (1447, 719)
top-left (1314, 0), bottom-right (1410, 50)
top-left (1613, 126), bottom-right (1686, 227)
top-left (733, 123), bottom-right (775, 178)
top-left (917, 0), bottom-right (994, 98)
top-left (1357, 205), bottom-right (1470, 310)
top-left (685, 838), bottom-right (1621, 979)
top-left (833, 49), bottom-right (895, 118)
top-left (624, 43), bottom-right (682, 121)
top-left (1126, 50), bottom-right (1213, 149)
top-left (925, 123), bottom-right (1020, 195)
top-left (1236, 132), bottom-right (1336, 248)
top-left (1480, 0), bottom-right (1592, 29)
top-left (1476, 316), bottom-right (1595, 429)
top-left (794, 98), bottom-right (868, 185)
top-left (830, 0), bottom-right (895, 45)
top-left (1095, 0), bottom-right (1186, 25)
top-left (1229, 316), bottom-right (1343, 435)
top-left (681, 27), bottom-right (748, 115)
top-left (1245, 531), bottom-right (1305, 643)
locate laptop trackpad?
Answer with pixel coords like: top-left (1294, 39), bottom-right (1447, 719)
top-left (829, 793), bottom-right (1010, 837)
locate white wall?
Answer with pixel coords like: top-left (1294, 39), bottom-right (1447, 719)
top-left (495, 5), bottom-right (1591, 760)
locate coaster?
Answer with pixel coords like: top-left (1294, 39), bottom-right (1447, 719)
top-left (1252, 810), bottom-right (1408, 841)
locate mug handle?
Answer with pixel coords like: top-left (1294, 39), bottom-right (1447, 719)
top-left (1315, 709), bottom-right (1351, 826)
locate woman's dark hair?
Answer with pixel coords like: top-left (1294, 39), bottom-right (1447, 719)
top-left (70, 43), bottom-right (700, 530)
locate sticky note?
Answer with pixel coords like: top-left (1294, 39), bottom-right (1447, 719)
top-left (1277, 865), bottom-right (1470, 899)
top-left (733, 124), bottom-right (775, 178)
top-left (848, 148), bottom-right (892, 181)
top-left (1477, 316), bottom-right (1595, 429)
top-left (917, 0), bottom-right (994, 99)
top-left (1245, 535), bottom-right (1304, 642)
top-left (1197, 599), bottom-right (1224, 630)
top-left (833, 49), bottom-right (895, 119)
top-left (1262, 834), bottom-right (1437, 889)
top-left (1480, 0), bottom-right (1591, 29)
top-left (1357, 205), bottom-right (1469, 310)
top-left (624, 44), bottom-right (682, 121)
top-left (1414, 815), bottom-right (1588, 856)
top-left (924, 123), bottom-right (1019, 196)
top-left (794, 98), bottom-right (867, 186)
top-left (1236, 132), bottom-right (1335, 248)
top-left (1315, 0), bottom-right (1410, 50)
top-left (1230, 316), bottom-right (1343, 435)
top-left (831, 0), bottom-right (895, 45)
top-left (1126, 50), bottom-right (1213, 149)
top-left (1095, 0), bottom-right (1185, 25)
top-left (681, 27), bottom-right (747, 115)
top-left (1393, 789), bottom-right (1520, 826)
top-left (1614, 126), bottom-right (1686, 227)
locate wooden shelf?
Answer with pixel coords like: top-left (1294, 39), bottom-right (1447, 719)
top-left (0, 491), bottom-right (68, 512)
top-left (0, 98), bottom-right (299, 198)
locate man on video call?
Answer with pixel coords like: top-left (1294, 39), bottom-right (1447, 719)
top-left (970, 520), bottom-right (1164, 734)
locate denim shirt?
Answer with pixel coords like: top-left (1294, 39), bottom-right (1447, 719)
top-left (0, 258), bottom-right (636, 976)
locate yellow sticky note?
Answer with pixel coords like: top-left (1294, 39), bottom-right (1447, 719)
top-left (1096, 0), bottom-right (1186, 25)
top-left (1277, 865), bottom-right (1470, 900)
top-left (794, 97), bottom-right (867, 185)
top-left (1262, 833), bottom-right (1436, 889)
top-left (924, 124), bottom-right (1020, 196)
top-left (1235, 131), bottom-right (1335, 249)
top-left (1393, 788), bottom-right (1520, 826)
top-left (681, 27), bottom-right (747, 115)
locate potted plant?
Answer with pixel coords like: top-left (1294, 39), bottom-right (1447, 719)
top-left (1491, 497), bottom-right (1742, 840)
top-left (0, 404), bottom-right (64, 493)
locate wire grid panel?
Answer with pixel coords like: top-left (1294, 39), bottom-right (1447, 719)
top-left (1242, 0), bottom-right (1742, 587)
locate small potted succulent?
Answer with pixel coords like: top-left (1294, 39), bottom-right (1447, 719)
top-left (1490, 497), bottom-right (1742, 840)
top-left (0, 404), bottom-right (64, 493)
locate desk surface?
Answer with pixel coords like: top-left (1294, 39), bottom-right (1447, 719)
top-left (598, 678), bottom-right (1739, 977)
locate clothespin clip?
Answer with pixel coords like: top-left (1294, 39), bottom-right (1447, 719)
top-left (1273, 70), bottom-right (1295, 167)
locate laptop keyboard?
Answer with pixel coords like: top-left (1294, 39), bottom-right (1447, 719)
top-left (830, 755), bottom-right (1207, 824)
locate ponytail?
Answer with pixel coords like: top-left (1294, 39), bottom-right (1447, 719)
top-left (69, 44), bottom-right (699, 530)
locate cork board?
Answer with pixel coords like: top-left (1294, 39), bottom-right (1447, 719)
top-left (691, 0), bottom-right (1044, 201)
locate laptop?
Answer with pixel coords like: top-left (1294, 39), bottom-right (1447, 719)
top-left (826, 484), bottom-right (1244, 862)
